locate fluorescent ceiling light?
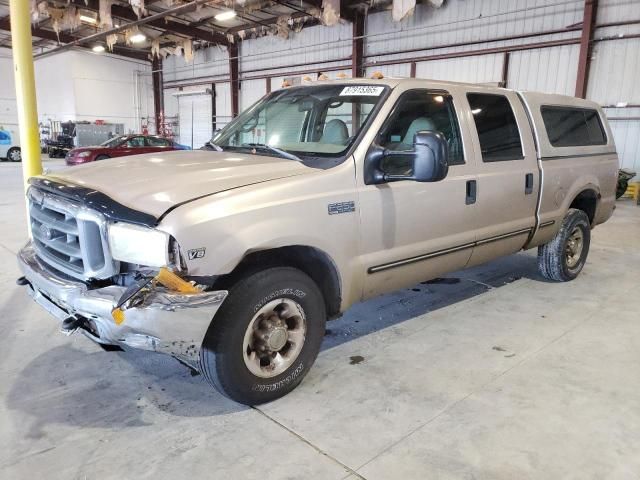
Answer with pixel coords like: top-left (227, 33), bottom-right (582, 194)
top-left (79, 15), bottom-right (97, 24)
top-left (215, 10), bottom-right (237, 21)
top-left (130, 33), bottom-right (147, 44)
top-left (92, 45), bottom-right (105, 53)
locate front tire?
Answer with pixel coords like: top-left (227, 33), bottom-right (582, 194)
top-left (538, 208), bottom-right (591, 281)
top-left (95, 154), bottom-right (110, 161)
top-left (199, 267), bottom-right (326, 405)
top-left (7, 147), bottom-right (21, 162)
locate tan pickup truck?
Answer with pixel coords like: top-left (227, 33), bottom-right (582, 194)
top-left (18, 79), bottom-right (618, 404)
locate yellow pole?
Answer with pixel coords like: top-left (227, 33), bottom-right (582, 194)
top-left (10, 0), bottom-right (42, 190)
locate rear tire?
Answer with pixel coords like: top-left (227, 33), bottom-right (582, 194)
top-left (7, 147), bottom-right (21, 162)
top-left (538, 208), bottom-right (591, 281)
top-left (199, 267), bottom-right (326, 405)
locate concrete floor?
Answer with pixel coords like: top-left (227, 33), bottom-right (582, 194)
top-left (1, 158), bottom-right (639, 480)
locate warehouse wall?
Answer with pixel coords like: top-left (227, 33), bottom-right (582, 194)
top-left (0, 49), bottom-right (18, 137)
top-left (35, 51), bottom-right (153, 134)
top-left (161, 0), bottom-right (640, 171)
top-left (590, 0), bottom-right (640, 173)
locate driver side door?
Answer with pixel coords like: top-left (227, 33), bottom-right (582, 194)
top-left (357, 88), bottom-right (478, 299)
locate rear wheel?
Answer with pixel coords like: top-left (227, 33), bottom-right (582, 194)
top-left (199, 267), bottom-right (326, 405)
top-left (7, 147), bottom-right (21, 162)
top-left (538, 208), bottom-right (591, 281)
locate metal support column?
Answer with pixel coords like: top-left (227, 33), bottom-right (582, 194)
top-left (211, 83), bottom-right (217, 132)
top-left (352, 11), bottom-right (365, 78)
top-left (10, 0), bottom-right (42, 188)
top-left (228, 43), bottom-right (240, 117)
top-left (575, 0), bottom-right (598, 98)
top-left (152, 56), bottom-right (164, 135)
top-left (500, 52), bottom-right (510, 88)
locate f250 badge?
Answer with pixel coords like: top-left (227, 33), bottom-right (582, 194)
top-left (328, 201), bottom-right (355, 215)
top-left (187, 248), bottom-right (206, 260)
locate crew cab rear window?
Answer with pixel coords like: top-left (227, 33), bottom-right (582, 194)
top-left (467, 93), bottom-right (523, 162)
top-left (540, 106), bottom-right (607, 147)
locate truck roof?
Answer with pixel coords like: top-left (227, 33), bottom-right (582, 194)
top-left (312, 77), bottom-right (602, 109)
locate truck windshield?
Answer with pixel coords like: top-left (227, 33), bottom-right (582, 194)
top-left (212, 84), bottom-right (388, 161)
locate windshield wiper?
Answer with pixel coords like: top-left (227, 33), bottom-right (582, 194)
top-left (202, 140), bottom-right (223, 152)
top-left (241, 143), bottom-right (301, 162)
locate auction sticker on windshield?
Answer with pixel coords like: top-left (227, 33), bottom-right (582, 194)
top-left (340, 86), bottom-right (385, 96)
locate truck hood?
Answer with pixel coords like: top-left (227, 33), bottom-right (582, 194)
top-left (47, 149), bottom-right (312, 218)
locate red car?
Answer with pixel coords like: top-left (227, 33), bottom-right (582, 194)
top-left (65, 135), bottom-right (190, 165)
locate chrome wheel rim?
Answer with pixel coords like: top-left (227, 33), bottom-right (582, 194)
top-left (565, 226), bottom-right (584, 268)
top-left (243, 298), bottom-right (306, 378)
top-left (9, 150), bottom-right (20, 161)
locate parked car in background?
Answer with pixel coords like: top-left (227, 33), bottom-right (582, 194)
top-left (0, 127), bottom-right (21, 162)
top-left (65, 134), bottom-right (190, 165)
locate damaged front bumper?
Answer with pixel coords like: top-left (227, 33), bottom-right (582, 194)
top-left (18, 242), bottom-right (228, 364)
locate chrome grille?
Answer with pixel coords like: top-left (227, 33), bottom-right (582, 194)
top-left (28, 188), bottom-right (119, 280)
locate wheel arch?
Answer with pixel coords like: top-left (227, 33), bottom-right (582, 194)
top-left (568, 187), bottom-right (599, 226)
top-left (212, 245), bottom-right (342, 319)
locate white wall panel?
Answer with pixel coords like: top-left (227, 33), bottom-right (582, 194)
top-left (366, 63), bottom-right (411, 78)
top-left (605, 107), bottom-right (640, 174)
top-left (215, 82), bottom-right (232, 130)
top-left (240, 79), bottom-right (266, 111)
top-left (34, 53), bottom-right (78, 122)
top-left (416, 53), bottom-right (504, 84)
top-left (587, 37), bottom-right (640, 105)
top-left (178, 89), bottom-right (213, 149)
top-left (240, 23), bottom-right (351, 76)
top-left (33, 51), bottom-right (152, 133)
top-left (507, 44), bottom-right (579, 95)
top-left (366, 0), bottom-right (583, 58)
top-left (0, 52), bottom-right (18, 129)
top-left (164, 46), bottom-right (229, 84)
top-left (597, 0), bottom-right (640, 25)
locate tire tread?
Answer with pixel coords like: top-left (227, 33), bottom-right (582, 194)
top-left (537, 208), bottom-right (590, 282)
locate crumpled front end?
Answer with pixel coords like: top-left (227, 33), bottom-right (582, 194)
top-left (18, 242), bottom-right (227, 365)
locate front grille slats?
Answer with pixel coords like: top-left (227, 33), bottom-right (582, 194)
top-left (32, 241), bottom-right (85, 275)
top-left (27, 188), bottom-right (118, 280)
top-left (30, 205), bottom-right (79, 236)
top-left (31, 225), bottom-right (82, 259)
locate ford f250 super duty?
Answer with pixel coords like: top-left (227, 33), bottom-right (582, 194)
top-left (17, 79), bottom-right (618, 405)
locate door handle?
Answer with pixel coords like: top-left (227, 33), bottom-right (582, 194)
top-left (525, 173), bottom-right (534, 194)
top-left (466, 180), bottom-right (477, 205)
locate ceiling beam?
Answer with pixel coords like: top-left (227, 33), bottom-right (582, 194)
top-left (33, 0), bottom-right (225, 59)
top-left (0, 16), bottom-right (149, 61)
top-left (227, 10), bottom-right (314, 34)
top-left (66, 0), bottom-right (228, 46)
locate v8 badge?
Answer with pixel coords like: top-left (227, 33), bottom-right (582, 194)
top-left (187, 248), bottom-right (206, 260)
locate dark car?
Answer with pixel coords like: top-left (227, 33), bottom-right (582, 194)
top-left (65, 135), bottom-right (191, 165)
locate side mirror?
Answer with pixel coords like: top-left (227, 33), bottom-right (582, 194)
top-left (364, 131), bottom-right (449, 185)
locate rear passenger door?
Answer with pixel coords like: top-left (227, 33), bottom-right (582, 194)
top-left (463, 90), bottom-right (539, 267)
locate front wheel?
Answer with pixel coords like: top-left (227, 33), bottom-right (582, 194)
top-left (538, 208), bottom-right (591, 281)
top-left (7, 147), bottom-right (21, 162)
top-left (199, 267), bottom-right (326, 405)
